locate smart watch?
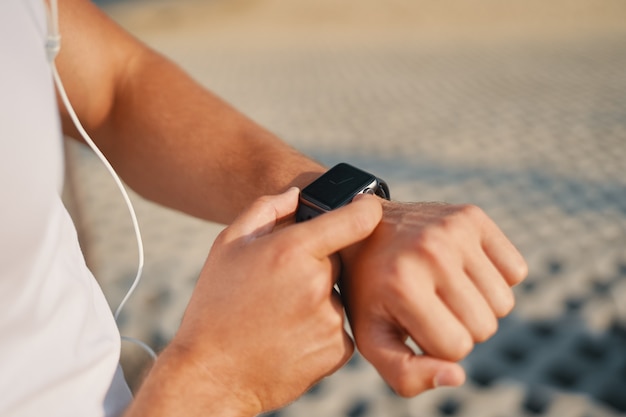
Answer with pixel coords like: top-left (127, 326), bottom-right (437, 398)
top-left (296, 163), bottom-right (390, 222)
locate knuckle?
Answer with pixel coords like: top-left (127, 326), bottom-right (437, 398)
top-left (323, 304), bottom-right (345, 330)
top-left (413, 205), bottom-right (485, 253)
top-left (443, 204), bottom-right (484, 235)
top-left (413, 228), bottom-right (445, 257)
top-left (319, 311), bottom-right (349, 349)
top-left (270, 240), bottom-right (298, 268)
top-left (412, 231), bottom-right (452, 277)
top-left (447, 333), bottom-right (474, 361)
top-left (330, 312), bottom-right (345, 332)
top-left (384, 259), bottom-right (417, 301)
top-left (495, 289), bottom-right (516, 317)
top-left (511, 258), bottom-right (529, 285)
top-left (214, 227), bottom-right (234, 246)
top-left (474, 316), bottom-right (499, 343)
top-left (459, 203), bottom-right (485, 221)
top-left (329, 336), bottom-right (353, 372)
top-left (307, 272), bottom-right (334, 306)
top-left (343, 341), bottom-right (356, 363)
top-left (330, 342), bottom-right (352, 369)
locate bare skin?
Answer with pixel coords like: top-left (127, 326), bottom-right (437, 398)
top-left (125, 190), bottom-right (383, 416)
top-left (341, 201), bottom-right (526, 394)
top-left (52, 0), bottom-right (528, 412)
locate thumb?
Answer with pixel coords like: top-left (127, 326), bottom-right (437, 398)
top-left (294, 194), bottom-right (383, 259)
top-left (224, 187), bottom-right (300, 242)
top-left (358, 328), bottom-right (466, 397)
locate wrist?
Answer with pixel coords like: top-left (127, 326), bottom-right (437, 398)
top-left (296, 163), bottom-right (389, 223)
top-left (127, 342), bottom-right (261, 417)
top-left (286, 169), bottom-right (326, 191)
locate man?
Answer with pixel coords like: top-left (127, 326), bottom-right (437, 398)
top-left (0, 0), bottom-right (527, 415)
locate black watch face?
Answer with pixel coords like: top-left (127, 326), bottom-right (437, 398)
top-left (302, 163), bottom-right (376, 210)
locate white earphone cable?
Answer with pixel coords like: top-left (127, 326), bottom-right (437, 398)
top-left (47, 0), bottom-right (156, 360)
top-left (51, 64), bottom-right (146, 323)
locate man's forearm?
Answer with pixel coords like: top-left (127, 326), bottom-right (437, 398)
top-left (124, 345), bottom-right (259, 417)
top-left (56, 0), bottom-right (324, 224)
top-left (88, 50), bottom-right (324, 223)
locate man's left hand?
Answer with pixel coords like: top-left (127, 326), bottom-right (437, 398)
top-left (340, 200), bottom-right (528, 397)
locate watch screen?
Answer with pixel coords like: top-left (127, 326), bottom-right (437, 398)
top-left (302, 163), bottom-right (375, 210)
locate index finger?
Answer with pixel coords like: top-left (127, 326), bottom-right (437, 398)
top-left (222, 187), bottom-right (300, 243)
top-left (288, 194), bottom-right (383, 259)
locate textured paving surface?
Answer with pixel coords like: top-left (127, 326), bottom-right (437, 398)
top-left (66, 0), bottom-right (626, 415)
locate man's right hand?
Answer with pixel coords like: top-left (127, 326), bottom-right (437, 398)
top-left (125, 188), bottom-right (383, 417)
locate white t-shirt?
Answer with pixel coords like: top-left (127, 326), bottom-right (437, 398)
top-left (0, 0), bottom-right (132, 415)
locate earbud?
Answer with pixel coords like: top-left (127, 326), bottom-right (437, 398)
top-left (45, 0), bottom-right (60, 62)
top-left (45, 34), bottom-right (60, 63)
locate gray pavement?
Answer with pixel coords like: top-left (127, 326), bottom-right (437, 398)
top-left (65, 0), bottom-right (626, 415)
